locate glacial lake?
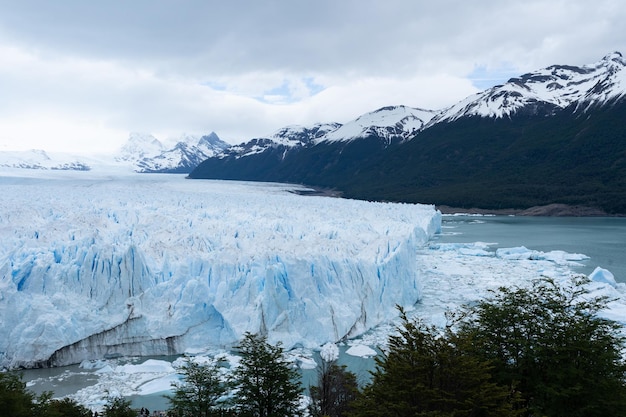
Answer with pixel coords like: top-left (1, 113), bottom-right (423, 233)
top-left (436, 215), bottom-right (626, 283)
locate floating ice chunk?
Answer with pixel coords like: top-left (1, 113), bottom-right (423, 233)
top-left (345, 344), bottom-right (377, 358)
top-left (590, 267), bottom-right (617, 287)
top-left (496, 246), bottom-right (535, 260)
top-left (320, 342), bottom-right (340, 362)
top-left (539, 250), bottom-right (589, 264)
top-left (298, 357), bottom-right (318, 370)
top-left (137, 374), bottom-right (180, 395)
top-left (95, 365), bottom-right (114, 374)
top-left (496, 247), bottom-right (588, 265)
top-left (79, 359), bottom-right (109, 370)
top-left (116, 359), bottom-right (175, 375)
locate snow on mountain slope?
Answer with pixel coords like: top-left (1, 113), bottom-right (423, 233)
top-left (320, 105), bottom-right (437, 144)
top-left (0, 171), bottom-right (441, 368)
top-left (113, 131), bottom-right (229, 172)
top-left (0, 150), bottom-right (91, 170)
top-left (116, 132), bottom-right (165, 163)
top-left (222, 123), bottom-right (341, 159)
top-left (135, 132), bottom-right (230, 172)
top-left (430, 51), bottom-right (626, 124)
top-left (213, 106), bottom-right (436, 161)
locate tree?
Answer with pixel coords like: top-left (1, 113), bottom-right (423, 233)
top-left (167, 357), bottom-right (229, 417)
top-left (46, 398), bottom-right (93, 417)
top-left (309, 359), bottom-right (358, 417)
top-left (0, 372), bottom-right (37, 417)
top-left (459, 276), bottom-right (626, 417)
top-left (350, 307), bottom-right (522, 417)
top-left (231, 332), bottom-right (303, 417)
top-left (102, 395), bottom-right (136, 417)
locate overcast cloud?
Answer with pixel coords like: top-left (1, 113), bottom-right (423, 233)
top-left (0, 0), bottom-right (624, 153)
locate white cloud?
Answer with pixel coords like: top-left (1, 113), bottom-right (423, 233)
top-left (0, 0), bottom-right (624, 152)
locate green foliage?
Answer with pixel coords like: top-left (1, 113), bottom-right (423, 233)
top-left (459, 276), bottom-right (626, 417)
top-left (102, 396), bottom-right (136, 417)
top-left (309, 359), bottom-right (358, 417)
top-left (0, 372), bottom-right (37, 417)
top-left (231, 332), bottom-right (303, 417)
top-left (46, 397), bottom-right (93, 417)
top-left (350, 308), bottom-right (522, 417)
top-left (167, 357), bottom-right (229, 417)
top-left (0, 372), bottom-right (92, 417)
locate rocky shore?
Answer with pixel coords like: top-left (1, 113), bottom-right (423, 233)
top-left (437, 203), bottom-right (616, 217)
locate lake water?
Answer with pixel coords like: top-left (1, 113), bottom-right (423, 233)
top-left (435, 215), bottom-right (626, 283)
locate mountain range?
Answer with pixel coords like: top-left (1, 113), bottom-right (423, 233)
top-left (189, 52), bottom-right (626, 214)
top-left (0, 132), bottom-right (229, 173)
top-left (3, 52), bottom-right (625, 214)
top-left (116, 131), bottom-right (229, 173)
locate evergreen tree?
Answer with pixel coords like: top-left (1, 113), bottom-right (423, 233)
top-left (309, 359), bottom-right (358, 417)
top-left (459, 276), bottom-right (626, 417)
top-left (167, 357), bottom-right (229, 417)
top-left (350, 308), bottom-right (522, 417)
top-left (102, 395), bottom-right (136, 417)
top-left (46, 397), bottom-right (93, 417)
top-left (231, 332), bottom-right (303, 417)
top-left (0, 372), bottom-right (98, 417)
top-left (0, 372), bottom-right (36, 417)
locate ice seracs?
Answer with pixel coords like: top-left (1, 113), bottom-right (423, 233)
top-left (0, 171), bottom-right (441, 369)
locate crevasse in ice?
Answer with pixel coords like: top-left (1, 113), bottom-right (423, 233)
top-left (0, 171), bottom-right (441, 368)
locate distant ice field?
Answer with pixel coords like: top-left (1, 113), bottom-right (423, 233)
top-left (0, 168), bottom-right (440, 369)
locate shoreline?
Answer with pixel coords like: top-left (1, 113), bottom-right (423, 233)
top-left (436, 203), bottom-right (619, 217)
top-left (288, 185), bottom-right (621, 217)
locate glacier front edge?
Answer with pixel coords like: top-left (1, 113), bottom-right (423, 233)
top-left (0, 171), bottom-right (441, 368)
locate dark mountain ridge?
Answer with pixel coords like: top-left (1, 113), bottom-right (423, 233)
top-left (189, 53), bottom-right (626, 214)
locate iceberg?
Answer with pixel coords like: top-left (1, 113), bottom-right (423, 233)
top-left (0, 170), bottom-right (441, 369)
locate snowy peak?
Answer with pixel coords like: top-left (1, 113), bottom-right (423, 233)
top-left (579, 51), bottom-right (626, 107)
top-left (222, 123), bottom-right (342, 159)
top-left (116, 132), bottom-right (165, 163)
top-left (0, 149), bottom-right (90, 170)
top-left (197, 132), bottom-right (230, 154)
top-left (431, 51), bottom-right (626, 124)
top-left (270, 123), bottom-right (343, 146)
top-left (116, 131), bottom-right (229, 173)
top-left (321, 105), bottom-right (437, 144)
top-left (218, 106), bottom-right (437, 160)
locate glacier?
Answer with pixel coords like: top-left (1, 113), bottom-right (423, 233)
top-left (0, 168), bottom-right (440, 369)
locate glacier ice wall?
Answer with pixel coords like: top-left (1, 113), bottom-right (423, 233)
top-left (0, 171), bottom-right (440, 368)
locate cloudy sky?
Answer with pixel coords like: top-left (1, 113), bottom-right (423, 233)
top-left (0, 0), bottom-right (624, 153)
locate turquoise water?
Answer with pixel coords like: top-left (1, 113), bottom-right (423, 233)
top-left (436, 215), bottom-right (626, 282)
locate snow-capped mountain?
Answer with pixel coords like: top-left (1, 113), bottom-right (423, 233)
top-left (191, 52), bottom-right (626, 214)
top-left (320, 105), bottom-right (437, 144)
top-left (116, 132), bottom-right (165, 163)
top-left (207, 50), bottom-right (626, 159)
top-left (133, 132), bottom-right (230, 173)
top-left (221, 123), bottom-right (341, 159)
top-left (217, 105), bottom-right (435, 160)
top-left (0, 132), bottom-right (228, 174)
top-left (0, 149), bottom-right (90, 170)
top-left (429, 51), bottom-right (626, 124)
